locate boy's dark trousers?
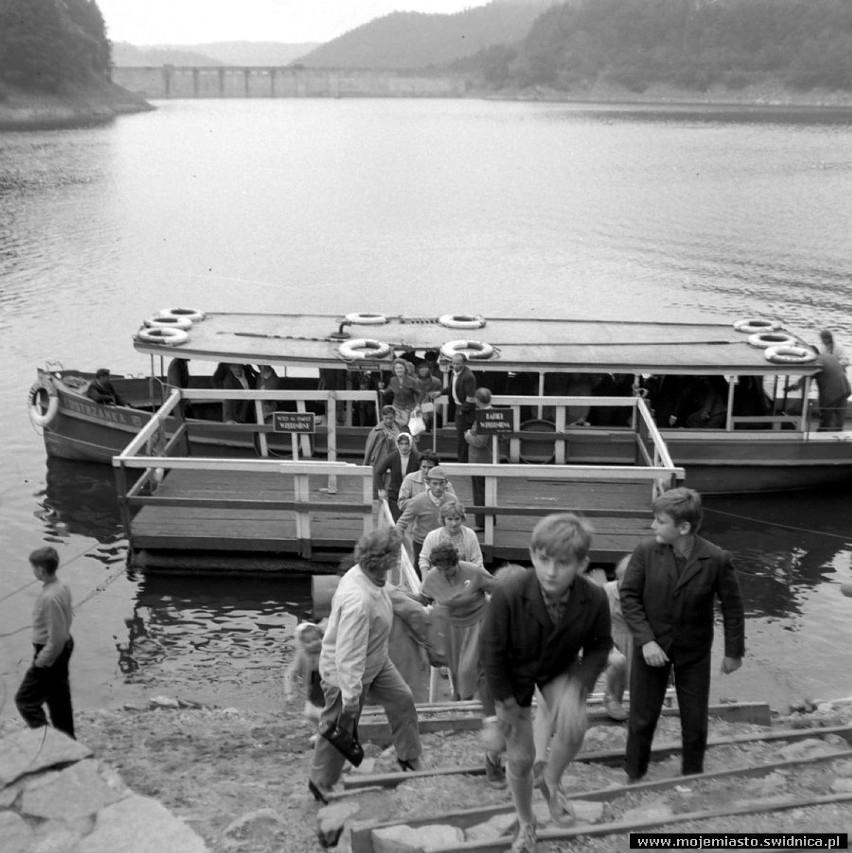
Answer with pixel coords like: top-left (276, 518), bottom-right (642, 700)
top-left (15, 638), bottom-right (75, 739)
top-left (625, 644), bottom-right (710, 779)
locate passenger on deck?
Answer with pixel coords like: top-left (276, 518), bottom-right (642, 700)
top-left (222, 364), bottom-right (258, 424)
top-left (464, 387), bottom-right (497, 530)
top-left (796, 346), bottom-right (851, 432)
top-left (818, 330), bottom-right (850, 367)
top-left (415, 361), bottom-right (443, 430)
top-left (450, 353), bottom-right (477, 462)
top-left (395, 466), bottom-right (455, 573)
top-left (374, 432), bottom-right (421, 521)
top-left (684, 376), bottom-right (728, 429)
top-left (257, 364), bottom-right (280, 422)
top-left (380, 359), bottom-right (422, 430)
top-left (363, 405), bottom-right (401, 471)
top-left (397, 450), bottom-right (455, 513)
top-left (86, 369), bottom-right (125, 406)
top-left (166, 358), bottom-right (190, 390)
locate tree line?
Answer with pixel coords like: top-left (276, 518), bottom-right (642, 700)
top-left (463, 0), bottom-right (852, 93)
top-left (0, 0), bottom-right (110, 92)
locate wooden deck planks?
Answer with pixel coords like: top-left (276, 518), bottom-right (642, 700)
top-left (125, 463), bottom-right (658, 568)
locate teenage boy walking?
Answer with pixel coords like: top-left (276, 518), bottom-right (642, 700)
top-left (481, 514), bottom-right (611, 853)
top-left (15, 546), bottom-right (75, 739)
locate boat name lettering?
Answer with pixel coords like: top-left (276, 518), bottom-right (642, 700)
top-left (272, 412), bottom-right (316, 434)
top-left (63, 396), bottom-right (145, 427)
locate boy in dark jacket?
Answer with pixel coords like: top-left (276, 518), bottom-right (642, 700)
top-left (620, 487), bottom-right (744, 782)
top-left (481, 514), bottom-right (611, 853)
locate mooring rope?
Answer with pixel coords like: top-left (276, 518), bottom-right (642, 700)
top-left (705, 506), bottom-right (852, 541)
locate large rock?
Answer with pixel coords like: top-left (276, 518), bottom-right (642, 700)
top-left (772, 738), bottom-right (838, 761)
top-left (373, 823), bottom-right (465, 853)
top-left (466, 812), bottom-right (517, 841)
top-left (0, 727), bottom-right (91, 787)
top-left (21, 758), bottom-right (128, 819)
top-left (0, 811), bottom-right (35, 853)
top-left (76, 794), bottom-right (209, 853)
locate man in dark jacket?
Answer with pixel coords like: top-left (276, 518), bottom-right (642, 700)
top-left (481, 514), bottom-right (611, 852)
top-left (449, 353), bottom-right (477, 462)
top-left (374, 433), bottom-right (420, 521)
top-left (86, 369), bottom-right (125, 406)
top-left (620, 487), bottom-right (745, 782)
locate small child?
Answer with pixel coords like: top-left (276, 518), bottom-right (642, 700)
top-left (481, 514), bottom-right (612, 853)
top-left (284, 621), bottom-right (326, 728)
top-left (602, 556), bottom-right (632, 721)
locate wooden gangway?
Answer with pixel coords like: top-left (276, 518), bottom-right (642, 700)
top-left (113, 390), bottom-right (684, 573)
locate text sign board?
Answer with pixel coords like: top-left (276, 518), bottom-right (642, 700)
top-left (272, 412), bottom-right (316, 434)
top-left (346, 361), bottom-right (384, 373)
top-left (475, 409), bottom-right (512, 433)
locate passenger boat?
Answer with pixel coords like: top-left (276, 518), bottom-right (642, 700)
top-left (28, 309), bottom-right (851, 495)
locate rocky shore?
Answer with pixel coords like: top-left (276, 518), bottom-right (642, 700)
top-left (2, 694), bottom-right (851, 853)
top-left (0, 78), bottom-right (152, 132)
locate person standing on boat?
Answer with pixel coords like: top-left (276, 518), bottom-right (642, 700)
top-left (86, 369), bottom-right (125, 406)
top-left (792, 348), bottom-right (851, 432)
top-left (15, 547), bottom-right (75, 739)
top-left (450, 353), bottom-right (477, 462)
top-left (465, 387), bottom-right (497, 530)
top-left (380, 358), bottom-right (422, 430)
top-left (620, 487), bottom-right (745, 783)
top-left (395, 466), bottom-right (455, 573)
top-left (818, 330), bottom-right (850, 367)
top-left (308, 527), bottom-right (422, 803)
top-left (397, 450), bottom-right (455, 513)
top-left (363, 406), bottom-right (401, 502)
top-left (374, 432), bottom-right (420, 521)
top-left (222, 363), bottom-right (258, 424)
top-left (415, 361), bottom-right (443, 430)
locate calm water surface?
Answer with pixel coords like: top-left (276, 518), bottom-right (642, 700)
top-left (1, 99), bottom-right (851, 717)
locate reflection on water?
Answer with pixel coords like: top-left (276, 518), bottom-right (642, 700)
top-left (116, 574), bottom-right (314, 705)
top-left (38, 457), bottom-right (124, 545)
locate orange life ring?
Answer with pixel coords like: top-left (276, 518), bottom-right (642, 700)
top-left (338, 338), bottom-right (392, 360)
top-left (440, 339), bottom-right (495, 360)
top-left (764, 344), bottom-right (818, 365)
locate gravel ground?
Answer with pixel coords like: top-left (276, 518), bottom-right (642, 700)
top-left (4, 698), bottom-right (850, 852)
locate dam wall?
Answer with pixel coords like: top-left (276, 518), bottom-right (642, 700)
top-left (111, 66), bottom-right (470, 99)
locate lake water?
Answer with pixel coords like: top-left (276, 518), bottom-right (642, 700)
top-left (1, 98), bottom-right (851, 719)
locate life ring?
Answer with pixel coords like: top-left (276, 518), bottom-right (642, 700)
top-left (440, 339), bottom-right (495, 360)
top-left (344, 312), bottom-right (388, 326)
top-left (747, 331), bottom-right (798, 350)
top-left (159, 307), bottom-right (205, 322)
top-left (439, 313), bottom-right (486, 330)
top-left (338, 338), bottom-right (392, 360)
top-left (765, 344), bottom-right (818, 365)
top-left (145, 315), bottom-right (193, 331)
top-left (137, 326), bottom-right (190, 346)
top-left (734, 318), bottom-right (781, 334)
top-left (28, 377), bottom-right (59, 428)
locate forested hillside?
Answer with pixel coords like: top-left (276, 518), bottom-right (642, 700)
top-left (0, 0), bottom-right (109, 91)
top-left (300, 1), bottom-right (552, 69)
top-left (464, 0), bottom-right (852, 93)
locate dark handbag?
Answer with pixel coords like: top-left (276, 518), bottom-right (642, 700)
top-left (319, 714), bottom-right (364, 767)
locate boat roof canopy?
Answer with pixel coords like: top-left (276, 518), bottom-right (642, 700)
top-left (132, 312), bottom-right (821, 377)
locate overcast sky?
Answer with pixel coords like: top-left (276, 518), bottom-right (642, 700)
top-left (97, 1), bottom-right (484, 45)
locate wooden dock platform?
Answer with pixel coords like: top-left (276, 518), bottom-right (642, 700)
top-left (114, 390), bottom-right (683, 573)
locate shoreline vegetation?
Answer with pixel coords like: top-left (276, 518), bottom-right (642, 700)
top-left (3, 77), bottom-right (852, 134)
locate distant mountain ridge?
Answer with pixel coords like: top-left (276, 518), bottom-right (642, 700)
top-left (112, 41), bottom-right (320, 68)
top-left (299, 1), bottom-right (555, 69)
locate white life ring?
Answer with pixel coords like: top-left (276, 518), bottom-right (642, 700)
top-left (765, 344), bottom-right (818, 365)
top-left (146, 315), bottom-right (193, 331)
top-left (440, 339), bottom-right (495, 360)
top-left (338, 338), bottom-right (392, 360)
top-left (734, 318), bottom-right (781, 334)
top-left (344, 312), bottom-right (388, 326)
top-left (159, 307), bottom-right (205, 322)
top-left (137, 326), bottom-right (190, 346)
top-left (439, 313), bottom-right (486, 330)
top-left (28, 377), bottom-right (59, 428)
top-left (747, 331), bottom-right (798, 349)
